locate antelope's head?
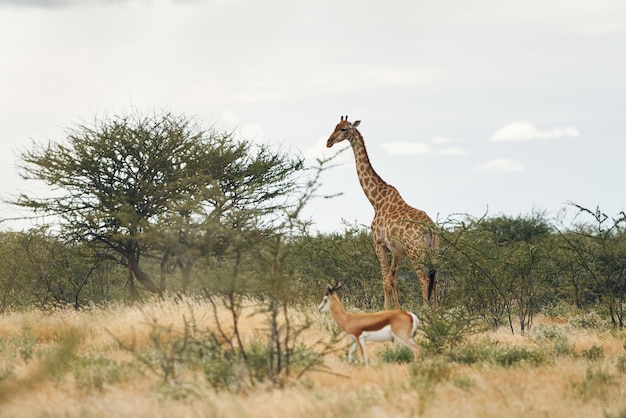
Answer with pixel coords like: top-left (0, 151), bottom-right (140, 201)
top-left (326, 115), bottom-right (361, 148)
top-left (317, 282), bottom-right (344, 312)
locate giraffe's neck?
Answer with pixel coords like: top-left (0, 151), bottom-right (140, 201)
top-left (349, 131), bottom-right (393, 211)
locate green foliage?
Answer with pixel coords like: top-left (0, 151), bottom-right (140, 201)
top-left (72, 353), bottom-right (131, 393)
top-left (0, 329), bottom-right (80, 404)
top-left (605, 408), bottom-right (626, 418)
top-left (15, 324), bottom-right (38, 363)
top-left (418, 307), bottom-right (486, 355)
top-left (449, 339), bottom-right (549, 367)
top-left (572, 367), bottom-right (616, 401)
top-left (448, 340), bottom-right (493, 365)
top-left (377, 344), bottom-right (415, 364)
top-left (616, 355), bottom-right (626, 374)
top-left (533, 324), bottom-right (573, 356)
top-left (438, 211), bottom-right (557, 334)
top-left (492, 345), bottom-right (548, 367)
top-left (581, 345), bottom-right (605, 362)
top-left (111, 305), bottom-right (326, 396)
top-left (569, 311), bottom-right (610, 330)
top-left (409, 357), bottom-right (455, 414)
top-left (410, 357), bottom-right (453, 386)
top-left (2, 104), bottom-right (626, 336)
top-left (288, 222), bottom-right (389, 309)
top-left (0, 228), bottom-right (122, 309)
top-left (15, 110), bottom-right (304, 297)
top-left (543, 301), bottom-right (579, 319)
top-left (477, 213), bottom-right (552, 244)
top-left (556, 205), bottom-right (626, 328)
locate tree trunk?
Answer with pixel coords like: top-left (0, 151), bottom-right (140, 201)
top-left (160, 248), bottom-right (171, 294)
top-left (127, 262), bottom-right (140, 301)
top-left (179, 258), bottom-right (193, 292)
top-left (127, 253), bottom-right (161, 294)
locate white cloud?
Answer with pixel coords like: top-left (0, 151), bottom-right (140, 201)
top-left (581, 22), bottom-right (626, 34)
top-left (436, 147), bottom-right (466, 156)
top-left (219, 111), bottom-right (264, 143)
top-left (478, 158), bottom-right (524, 173)
top-left (239, 123), bottom-right (264, 143)
top-left (380, 141), bottom-right (431, 156)
top-left (220, 110), bottom-right (240, 128)
top-left (302, 136), bottom-right (328, 162)
top-left (431, 137), bottom-right (466, 156)
top-left (432, 136), bottom-right (453, 144)
top-left (369, 67), bottom-right (443, 87)
top-left (303, 136), bottom-right (352, 167)
top-left (491, 122), bottom-right (580, 142)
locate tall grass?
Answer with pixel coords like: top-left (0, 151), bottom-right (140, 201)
top-left (1, 297), bottom-right (626, 418)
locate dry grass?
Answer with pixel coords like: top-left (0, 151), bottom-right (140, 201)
top-left (1, 297), bottom-right (626, 418)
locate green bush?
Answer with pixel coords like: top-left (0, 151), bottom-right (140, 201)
top-left (617, 355), bottom-right (626, 374)
top-left (452, 340), bottom-right (549, 367)
top-left (581, 345), bottom-right (604, 362)
top-left (572, 367), bottom-right (616, 401)
top-left (409, 357), bottom-right (453, 387)
top-left (449, 340), bottom-right (493, 365)
top-left (569, 311), bottom-right (609, 330)
top-left (493, 345), bottom-right (548, 367)
top-left (377, 344), bottom-right (415, 364)
top-left (418, 308), bottom-right (485, 355)
top-left (533, 325), bottom-right (573, 356)
top-left (15, 324), bottom-right (38, 363)
top-left (409, 357), bottom-right (454, 414)
top-left (72, 354), bottom-right (130, 393)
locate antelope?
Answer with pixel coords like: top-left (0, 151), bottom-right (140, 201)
top-left (317, 283), bottom-right (420, 366)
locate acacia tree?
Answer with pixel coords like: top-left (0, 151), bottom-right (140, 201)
top-left (158, 141), bottom-right (303, 291)
top-left (15, 111), bottom-right (303, 297)
top-left (557, 205), bottom-right (626, 327)
top-left (440, 213), bottom-right (554, 333)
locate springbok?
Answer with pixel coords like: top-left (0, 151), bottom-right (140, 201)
top-left (317, 283), bottom-right (420, 366)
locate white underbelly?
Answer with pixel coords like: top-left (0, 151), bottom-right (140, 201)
top-left (361, 326), bottom-right (394, 342)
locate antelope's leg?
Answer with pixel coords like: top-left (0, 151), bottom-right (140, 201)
top-left (358, 335), bottom-right (369, 367)
top-left (348, 340), bottom-right (358, 363)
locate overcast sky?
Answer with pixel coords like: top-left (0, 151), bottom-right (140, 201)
top-left (1, 0), bottom-right (625, 232)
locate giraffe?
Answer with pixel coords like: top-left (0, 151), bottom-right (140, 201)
top-left (326, 115), bottom-right (439, 309)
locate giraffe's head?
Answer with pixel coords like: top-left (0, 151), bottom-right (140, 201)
top-left (326, 115), bottom-right (361, 148)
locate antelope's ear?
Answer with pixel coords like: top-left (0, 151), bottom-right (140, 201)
top-left (352, 120), bottom-right (361, 128)
top-left (326, 284), bottom-right (333, 294)
top-left (335, 282), bottom-right (344, 291)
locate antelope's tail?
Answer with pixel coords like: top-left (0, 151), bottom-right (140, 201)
top-left (408, 312), bottom-right (419, 336)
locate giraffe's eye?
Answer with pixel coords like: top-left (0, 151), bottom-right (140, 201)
top-left (340, 128), bottom-right (348, 132)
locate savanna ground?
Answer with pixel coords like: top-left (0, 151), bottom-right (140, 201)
top-left (1, 297), bottom-right (626, 418)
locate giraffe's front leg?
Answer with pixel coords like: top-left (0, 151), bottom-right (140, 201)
top-left (389, 255), bottom-right (400, 309)
top-left (373, 243), bottom-right (392, 310)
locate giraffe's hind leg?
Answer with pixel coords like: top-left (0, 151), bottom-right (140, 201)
top-left (411, 257), bottom-right (437, 308)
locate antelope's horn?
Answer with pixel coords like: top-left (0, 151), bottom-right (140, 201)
top-left (331, 281), bottom-right (343, 292)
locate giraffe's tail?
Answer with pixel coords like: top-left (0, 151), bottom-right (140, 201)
top-left (427, 269), bottom-right (437, 304)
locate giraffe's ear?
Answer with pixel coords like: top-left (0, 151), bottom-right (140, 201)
top-left (352, 120), bottom-right (361, 128)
